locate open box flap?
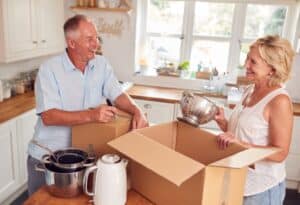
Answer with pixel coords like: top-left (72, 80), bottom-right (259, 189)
top-left (210, 147), bottom-right (281, 168)
top-left (108, 131), bottom-right (205, 186)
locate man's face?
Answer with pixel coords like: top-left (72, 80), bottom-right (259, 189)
top-left (70, 21), bottom-right (100, 62)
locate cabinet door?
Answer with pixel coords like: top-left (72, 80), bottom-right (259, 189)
top-left (286, 153), bottom-right (300, 181)
top-left (134, 99), bottom-right (175, 124)
top-left (0, 120), bottom-right (20, 203)
top-left (3, 0), bottom-right (37, 58)
top-left (289, 117), bottom-right (300, 154)
top-left (0, 0), bottom-right (64, 62)
top-left (16, 109), bottom-right (37, 185)
top-left (286, 117), bottom-right (300, 183)
top-left (37, 0), bottom-right (64, 53)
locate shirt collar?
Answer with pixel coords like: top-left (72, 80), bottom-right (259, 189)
top-left (62, 49), bottom-right (96, 72)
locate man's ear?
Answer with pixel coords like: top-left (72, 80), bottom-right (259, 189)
top-left (67, 38), bottom-right (76, 49)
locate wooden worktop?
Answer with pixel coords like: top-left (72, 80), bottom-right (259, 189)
top-left (24, 186), bottom-right (153, 205)
top-left (0, 91), bottom-right (35, 123)
top-left (127, 85), bottom-right (300, 116)
top-left (0, 85), bottom-right (300, 124)
top-left (126, 85), bottom-right (227, 103)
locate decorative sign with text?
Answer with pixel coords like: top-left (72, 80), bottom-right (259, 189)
top-left (96, 17), bottom-right (125, 37)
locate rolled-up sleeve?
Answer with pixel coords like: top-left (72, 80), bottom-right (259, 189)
top-left (35, 64), bottom-right (62, 114)
top-left (102, 60), bottom-right (123, 103)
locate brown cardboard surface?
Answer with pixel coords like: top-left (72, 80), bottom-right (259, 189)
top-left (109, 131), bottom-right (205, 186)
top-left (211, 147), bottom-right (280, 168)
top-left (72, 116), bottom-right (131, 156)
top-left (108, 121), bottom-right (280, 205)
top-left (137, 122), bottom-right (177, 149)
top-left (130, 162), bottom-right (205, 205)
top-left (176, 121), bottom-right (246, 165)
top-left (201, 166), bottom-right (247, 205)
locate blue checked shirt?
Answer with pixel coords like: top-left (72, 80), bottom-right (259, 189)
top-left (28, 51), bottom-right (123, 160)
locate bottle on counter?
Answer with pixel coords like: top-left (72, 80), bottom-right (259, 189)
top-left (20, 71), bottom-right (33, 92)
top-left (89, 0), bottom-right (97, 7)
top-left (0, 80), bottom-right (3, 102)
top-left (11, 78), bottom-right (25, 95)
top-left (2, 79), bottom-right (12, 99)
top-left (29, 69), bottom-right (39, 90)
top-left (77, 0), bottom-right (85, 7)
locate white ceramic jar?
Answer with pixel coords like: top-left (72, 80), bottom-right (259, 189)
top-left (104, 0), bottom-right (120, 8)
top-left (0, 80), bottom-right (3, 102)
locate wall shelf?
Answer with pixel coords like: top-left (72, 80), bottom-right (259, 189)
top-left (70, 6), bottom-right (131, 13)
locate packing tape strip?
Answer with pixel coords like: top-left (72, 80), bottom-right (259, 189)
top-left (220, 169), bottom-right (231, 205)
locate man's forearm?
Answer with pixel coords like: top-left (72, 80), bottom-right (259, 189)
top-left (41, 108), bottom-right (94, 126)
top-left (114, 93), bottom-right (140, 115)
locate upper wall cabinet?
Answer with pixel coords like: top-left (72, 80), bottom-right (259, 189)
top-left (0, 0), bottom-right (65, 63)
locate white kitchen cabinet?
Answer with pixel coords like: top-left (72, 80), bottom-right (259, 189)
top-left (134, 99), bottom-right (176, 124)
top-left (0, 0), bottom-right (64, 62)
top-left (0, 119), bottom-right (20, 203)
top-left (16, 109), bottom-right (37, 185)
top-left (0, 109), bottom-right (37, 204)
top-left (286, 116), bottom-right (300, 191)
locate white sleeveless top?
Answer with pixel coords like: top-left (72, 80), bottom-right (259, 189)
top-left (228, 84), bottom-right (289, 196)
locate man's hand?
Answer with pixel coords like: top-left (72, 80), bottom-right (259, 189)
top-left (132, 109), bottom-right (148, 129)
top-left (90, 105), bottom-right (117, 123)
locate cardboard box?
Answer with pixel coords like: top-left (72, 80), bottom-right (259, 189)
top-left (72, 116), bottom-right (131, 156)
top-left (108, 121), bottom-right (279, 205)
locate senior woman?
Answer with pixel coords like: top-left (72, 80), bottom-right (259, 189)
top-left (214, 35), bottom-right (295, 205)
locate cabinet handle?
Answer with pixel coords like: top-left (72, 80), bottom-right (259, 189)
top-left (32, 41), bottom-right (38, 44)
top-left (41, 40), bottom-right (46, 43)
top-left (144, 104), bottom-right (152, 109)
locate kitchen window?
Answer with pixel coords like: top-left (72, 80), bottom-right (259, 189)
top-left (137, 0), bottom-right (298, 75)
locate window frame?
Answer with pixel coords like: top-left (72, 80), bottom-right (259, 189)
top-left (139, 0), bottom-right (298, 74)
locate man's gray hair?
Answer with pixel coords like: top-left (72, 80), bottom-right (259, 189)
top-left (63, 14), bottom-right (90, 39)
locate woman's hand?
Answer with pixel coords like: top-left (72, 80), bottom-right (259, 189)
top-left (214, 106), bottom-right (225, 122)
top-left (217, 132), bottom-right (238, 149)
top-left (214, 107), bottom-right (228, 131)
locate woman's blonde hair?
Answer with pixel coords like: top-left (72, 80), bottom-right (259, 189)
top-left (250, 35), bottom-right (295, 86)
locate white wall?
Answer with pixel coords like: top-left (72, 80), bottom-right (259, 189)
top-left (65, 0), bottom-right (137, 82)
top-left (0, 55), bottom-right (53, 79)
top-left (0, 0), bottom-right (137, 82)
top-left (286, 53), bottom-right (300, 102)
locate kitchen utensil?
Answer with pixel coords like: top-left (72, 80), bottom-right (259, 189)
top-left (83, 154), bottom-right (128, 205)
top-left (87, 144), bottom-right (96, 161)
top-left (31, 140), bottom-right (57, 162)
top-left (35, 163), bottom-right (85, 198)
top-left (178, 90), bottom-right (218, 126)
top-left (42, 148), bottom-right (94, 170)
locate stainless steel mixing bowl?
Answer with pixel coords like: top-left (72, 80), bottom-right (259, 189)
top-left (178, 90), bottom-right (218, 126)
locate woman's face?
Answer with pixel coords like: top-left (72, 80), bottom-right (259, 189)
top-left (244, 45), bottom-right (273, 84)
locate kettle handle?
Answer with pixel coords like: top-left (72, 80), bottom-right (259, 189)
top-left (122, 158), bottom-right (128, 167)
top-left (83, 165), bottom-right (98, 196)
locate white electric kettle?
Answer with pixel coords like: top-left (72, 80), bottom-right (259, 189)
top-left (83, 154), bottom-right (128, 205)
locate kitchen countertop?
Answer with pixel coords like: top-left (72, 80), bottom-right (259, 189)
top-left (0, 85), bottom-right (300, 124)
top-left (126, 85), bottom-right (226, 103)
top-left (0, 91), bottom-right (35, 124)
top-left (127, 85), bottom-right (300, 116)
top-left (24, 186), bottom-right (153, 205)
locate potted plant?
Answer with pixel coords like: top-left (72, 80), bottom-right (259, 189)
top-left (178, 61), bottom-right (190, 78)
